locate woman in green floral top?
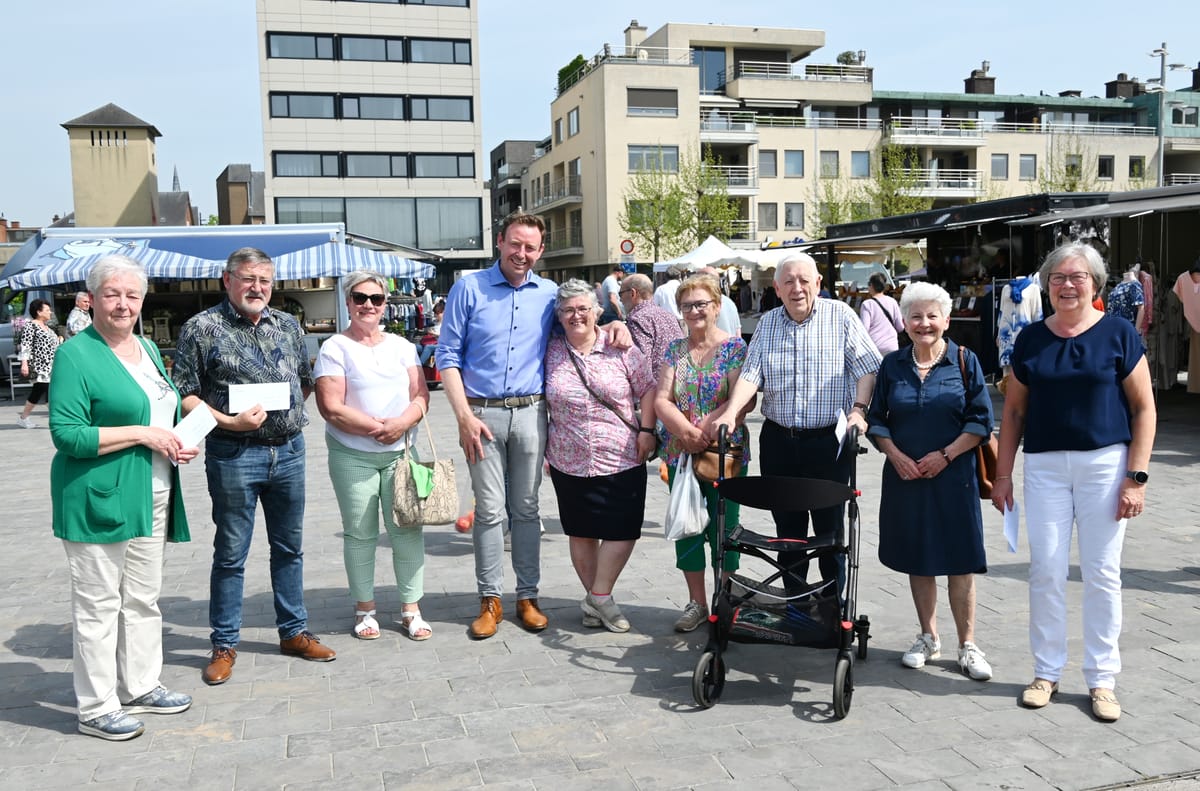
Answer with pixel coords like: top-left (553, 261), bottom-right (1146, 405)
top-left (654, 275), bottom-right (755, 633)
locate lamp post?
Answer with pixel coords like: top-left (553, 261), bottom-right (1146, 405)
top-left (1149, 42), bottom-right (1190, 187)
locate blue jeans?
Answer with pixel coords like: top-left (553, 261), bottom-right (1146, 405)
top-left (418, 344), bottom-right (437, 366)
top-left (205, 433), bottom-right (308, 647)
top-left (469, 401), bottom-right (546, 599)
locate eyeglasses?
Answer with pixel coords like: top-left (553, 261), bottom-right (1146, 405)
top-left (557, 306), bottom-right (593, 316)
top-left (350, 291), bottom-right (386, 306)
top-left (618, 287), bottom-right (633, 295)
top-left (680, 300), bottom-right (714, 313)
top-left (1048, 272), bottom-right (1091, 287)
top-left (233, 274), bottom-right (274, 289)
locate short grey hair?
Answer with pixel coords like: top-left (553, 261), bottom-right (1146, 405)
top-left (226, 246), bottom-right (273, 275)
top-left (555, 278), bottom-right (600, 313)
top-left (1038, 242), bottom-right (1106, 293)
top-left (86, 254), bottom-right (148, 296)
top-left (342, 269), bottom-right (389, 294)
top-left (775, 253), bottom-right (820, 284)
top-left (75, 291), bottom-right (90, 304)
top-left (899, 281), bottom-right (952, 318)
top-left (624, 273), bottom-right (653, 297)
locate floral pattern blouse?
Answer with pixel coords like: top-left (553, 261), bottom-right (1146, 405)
top-left (545, 332), bottom-right (655, 477)
top-left (1106, 279), bottom-right (1144, 326)
top-left (660, 336), bottom-right (750, 465)
top-left (997, 277), bottom-right (1043, 368)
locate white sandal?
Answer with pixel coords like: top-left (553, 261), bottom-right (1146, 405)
top-left (353, 609), bottom-right (381, 640)
top-left (399, 609), bottom-right (432, 641)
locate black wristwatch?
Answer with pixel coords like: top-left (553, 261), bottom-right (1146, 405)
top-left (1126, 470), bottom-right (1149, 484)
top-left (638, 427), bottom-right (655, 434)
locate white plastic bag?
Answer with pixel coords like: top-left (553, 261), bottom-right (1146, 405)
top-left (664, 454), bottom-right (708, 541)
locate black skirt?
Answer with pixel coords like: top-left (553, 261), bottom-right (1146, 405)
top-left (549, 463), bottom-right (647, 541)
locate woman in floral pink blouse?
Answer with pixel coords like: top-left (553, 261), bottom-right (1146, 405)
top-left (545, 279), bottom-right (658, 633)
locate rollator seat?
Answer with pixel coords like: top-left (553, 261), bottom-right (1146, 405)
top-left (716, 475), bottom-right (854, 512)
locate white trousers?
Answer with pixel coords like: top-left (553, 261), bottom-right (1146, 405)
top-left (62, 491), bottom-right (169, 720)
top-left (1024, 444), bottom-right (1127, 690)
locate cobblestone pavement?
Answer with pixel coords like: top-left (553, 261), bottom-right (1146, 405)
top-left (1, 386), bottom-right (1198, 790)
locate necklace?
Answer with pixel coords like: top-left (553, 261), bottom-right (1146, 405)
top-left (911, 340), bottom-right (946, 370)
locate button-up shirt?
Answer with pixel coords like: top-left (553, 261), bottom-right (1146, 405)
top-left (172, 300), bottom-right (312, 441)
top-left (435, 262), bottom-right (557, 399)
top-left (740, 299), bottom-right (881, 429)
top-left (626, 299), bottom-right (683, 380)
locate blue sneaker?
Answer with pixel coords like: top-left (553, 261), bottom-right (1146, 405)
top-left (122, 686), bottom-right (192, 715)
top-left (78, 710), bottom-right (145, 741)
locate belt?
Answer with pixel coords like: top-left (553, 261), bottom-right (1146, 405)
top-left (765, 419), bottom-right (836, 439)
top-left (244, 432), bottom-right (299, 447)
top-left (465, 394), bottom-right (543, 409)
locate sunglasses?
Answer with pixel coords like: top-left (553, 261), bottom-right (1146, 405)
top-left (350, 291), bottom-right (386, 306)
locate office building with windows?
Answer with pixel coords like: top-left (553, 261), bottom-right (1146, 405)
top-left (525, 19), bottom-right (1196, 277)
top-left (257, 0), bottom-right (490, 263)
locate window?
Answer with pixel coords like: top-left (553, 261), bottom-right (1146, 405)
top-left (784, 150), bottom-right (804, 178)
top-left (344, 96), bottom-right (406, 120)
top-left (1065, 154), bottom-right (1082, 180)
top-left (851, 150), bottom-right (870, 179)
top-left (410, 38), bottom-right (471, 64)
top-left (555, 118), bottom-right (563, 144)
top-left (1019, 154), bottom-right (1037, 181)
top-left (820, 150), bottom-right (839, 178)
top-left (274, 152), bottom-right (339, 177)
top-left (691, 46), bottom-right (726, 93)
top-left (1098, 155), bottom-right (1115, 180)
top-left (414, 198), bottom-right (482, 248)
top-left (413, 153), bottom-right (475, 178)
top-left (627, 88), bottom-right (678, 117)
top-left (410, 96), bottom-right (472, 121)
top-left (991, 153), bottom-right (1009, 180)
top-left (344, 154), bottom-right (395, 178)
top-left (784, 202), bottom-right (805, 230)
top-left (1129, 156), bottom-right (1146, 179)
top-left (1172, 105), bottom-right (1199, 126)
top-left (270, 93), bottom-right (336, 119)
top-left (568, 107), bottom-right (580, 137)
top-left (276, 197), bottom-right (345, 224)
top-left (267, 33), bottom-right (333, 59)
top-left (759, 149), bottom-right (777, 178)
top-left (408, 0), bottom-right (469, 5)
top-left (758, 202), bottom-right (778, 232)
top-left (628, 145), bottom-right (679, 172)
top-left (340, 37), bottom-right (398, 61)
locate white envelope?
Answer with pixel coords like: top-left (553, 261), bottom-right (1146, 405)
top-left (172, 405), bottom-right (217, 450)
top-left (228, 382), bottom-right (291, 413)
top-left (1003, 501), bottom-right (1020, 554)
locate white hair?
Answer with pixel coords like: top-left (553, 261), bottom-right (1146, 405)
top-left (898, 281), bottom-right (952, 317)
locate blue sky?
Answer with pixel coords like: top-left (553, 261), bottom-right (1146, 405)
top-left (1, 0), bottom-right (1195, 227)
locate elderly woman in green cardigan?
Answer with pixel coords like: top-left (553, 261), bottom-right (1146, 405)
top-left (50, 255), bottom-right (198, 742)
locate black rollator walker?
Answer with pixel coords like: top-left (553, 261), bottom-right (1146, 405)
top-left (691, 425), bottom-right (871, 719)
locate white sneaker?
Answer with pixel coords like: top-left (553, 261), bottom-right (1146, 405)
top-left (16, 415), bottom-right (36, 429)
top-left (958, 642), bottom-right (993, 681)
top-left (673, 600), bottom-right (709, 633)
top-left (901, 633), bottom-right (941, 668)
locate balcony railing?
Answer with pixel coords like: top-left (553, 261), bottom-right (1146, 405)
top-left (889, 116), bottom-right (985, 140)
top-left (711, 165), bottom-right (758, 189)
top-left (544, 227), bottom-right (584, 253)
top-left (532, 175), bottom-right (583, 209)
top-left (901, 168), bottom-right (984, 190)
top-left (728, 61), bottom-right (872, 84)
top-left (890, 118), bottom-right (1156, 137)
top-left (755, 116), bottom-right (881, 130)
top-left (1167, 173), bottom-right (1200, 185)
top-left (557, 44), bottom-right (695, 96)
top-left (727, 219), bottom-right (757, 240)
top-left (699, 109), bottom-right (758, 133)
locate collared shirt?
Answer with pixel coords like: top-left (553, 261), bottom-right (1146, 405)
top-left (172, 300), bottom-right (312, 441)
top-left (544, 332), bottom-right (655, 477)
top-left (435, 262), bottom-right (557, 399)
top-left (740, 298), bottom-right (881, 429)
top-left (653, 279), bottom-right (682, 319)
top-left (716, 295), bottom-right (742, 338)
top-left (626, 299), bottom-right (684, 380)
top-left (65, 307), bottom-right (92, 337)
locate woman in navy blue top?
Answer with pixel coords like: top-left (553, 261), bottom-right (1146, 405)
top-left (867, 282), bottom-right (995, 682)
top-left (992, 242), bottom-right (1156, 723)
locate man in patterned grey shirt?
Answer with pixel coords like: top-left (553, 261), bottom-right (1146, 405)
top-left (173, 247), bottom-right (335, 686)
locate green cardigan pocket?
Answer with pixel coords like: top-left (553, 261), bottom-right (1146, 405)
top-left (86, 484), bottom-right (126, 528)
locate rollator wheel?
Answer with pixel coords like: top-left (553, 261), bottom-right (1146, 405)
top-left (692, 650), bottom-right (725, 709)
top-left (832, 654), bottom-right (853, 720)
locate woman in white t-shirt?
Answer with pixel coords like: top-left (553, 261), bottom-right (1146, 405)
top-left (314, 271), bottom-right (432, 641)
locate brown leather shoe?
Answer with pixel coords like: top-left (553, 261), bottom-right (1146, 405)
top-left (280, 631), bottom-right (337, 662)
top-left (203, 647), bottom-right (237, 685)
top-left (516, 598), bottom-right (548, 632)
top-left (469, 596), bottom-right (503, 639)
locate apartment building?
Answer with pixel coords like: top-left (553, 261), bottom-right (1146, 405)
top-left (257, 0), bottom-right (491, 263)
top-left (524, 19), bottom-right (1198, 277)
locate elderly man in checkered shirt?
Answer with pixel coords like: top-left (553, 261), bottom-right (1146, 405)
top-left (714, 253), bottom-right (881, 592)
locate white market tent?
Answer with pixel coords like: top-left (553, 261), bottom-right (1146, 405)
top-left (651, 235), bottom-right (759, 272)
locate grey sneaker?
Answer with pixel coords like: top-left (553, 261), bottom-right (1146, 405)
top-left (582, 594), bottom-right (630, 633)
top-left (673, 600), bottom-right (709, 633)
top-left (957, 642), bottom-right (993, 681)
top-left (122, 685), bottom-right (193, 715)
top-left (78, 710), bottom-right (145, 741)
top-left (901, 633), bottom-right (941, 668)
top-left (16, 415), bottom-right (36, 429)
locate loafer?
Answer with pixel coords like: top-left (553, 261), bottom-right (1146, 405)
top-left (581, 594), bottom-right (630, 633)
top-left (470, 596), bottom-right (503, 639)
top-left (516, 598), bottom-right (549, 632)
top-left (280, 631), bottom-right (336, 662)
top-left (122, 686), bottom-right (192, 715)
top-left (1020, 679), bottom-right (1058, 708)
top-left (203, 647), bottom-right (237, 686)
top-left (78, 710), bottom-right (144, 741)
top-left (1091, 688), bottom-right (1121, 722)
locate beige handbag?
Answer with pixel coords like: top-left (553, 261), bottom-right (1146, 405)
top-left (391, 402), bottom-right (458, 527)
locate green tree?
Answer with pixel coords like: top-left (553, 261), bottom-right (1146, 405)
top-left (205, 214), bottom-right (220, 226)
top-left (1037, 132), bottom-right (1099, 193)
top-left (865, 144), bottom-right (934, 217)
top-left (618, 147), bottom-right (739, 261)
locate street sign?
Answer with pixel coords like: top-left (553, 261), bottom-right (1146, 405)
top-left (619, 253), bottom-right (636, 273)
top-left (619, 239), bottom-right (635, 255)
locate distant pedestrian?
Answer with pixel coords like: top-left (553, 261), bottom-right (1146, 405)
top-left (65, 291), bottom-right (93, 338)
top-left (16, 298), bottom-right (60, 428)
